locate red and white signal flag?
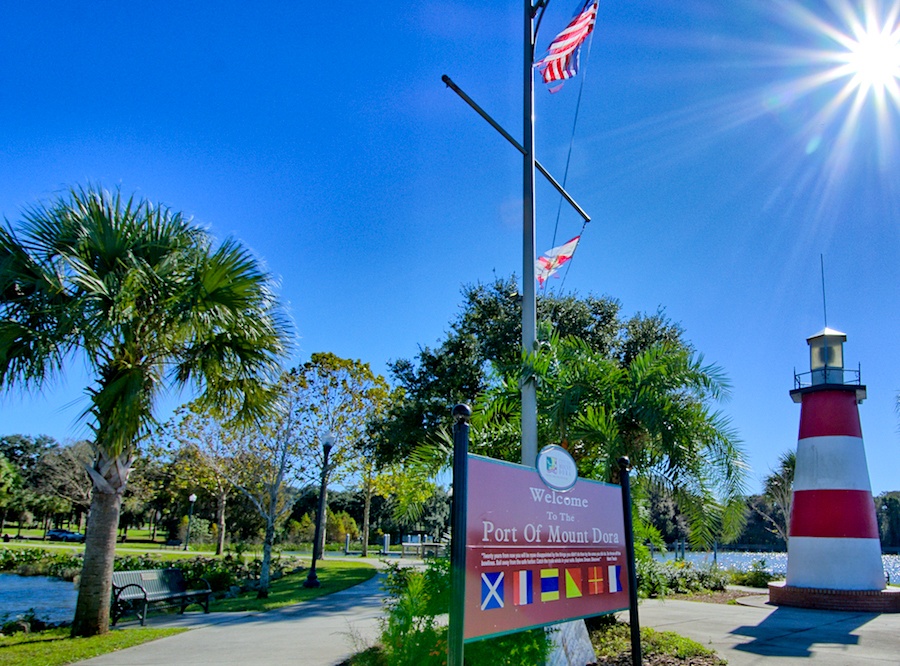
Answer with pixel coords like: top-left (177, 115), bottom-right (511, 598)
top-left (536, 236), bottom-right (580, 286)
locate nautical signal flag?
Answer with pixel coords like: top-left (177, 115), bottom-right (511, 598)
top-left (513, 570), bottom-right (533, 606)
top-left (481, 571), bottom-right (504, 610)
top-left (608, 565), bottom-right (623, 593)
top-left (535, 1), bottom-right (599, 92)
top-left (540, 568), bottom-right (560, 602)
top-left (564, 569), bottom-right (583, 599)
top-left (536, 236), bottom-right (580, 285)
top-left (587, 566), bottom-right (604, 595)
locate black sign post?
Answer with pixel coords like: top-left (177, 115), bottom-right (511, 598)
top-left (618, 456), bottom-right (642, 666)
top-left (448, 404), bottom-right (471, 666)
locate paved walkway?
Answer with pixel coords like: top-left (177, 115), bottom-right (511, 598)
top-left (78, 583), bottom-right (900, 665)
top-left (79, 572), bottom-right (387, 666)
top-left (631, 594), bottom-right (900, 665)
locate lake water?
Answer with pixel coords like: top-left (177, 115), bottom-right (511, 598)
top-left (0, 574), bottom-right (77, 624)
top-left (655, 551), bottom-right (900, 582)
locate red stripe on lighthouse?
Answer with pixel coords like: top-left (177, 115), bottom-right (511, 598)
top-left (790, 489), bottom-right (879, 539)
top-left (798, 391), bottom-right (862, 439)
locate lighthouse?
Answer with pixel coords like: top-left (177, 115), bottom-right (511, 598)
top-left (769, 328), bottom-right (899, 611)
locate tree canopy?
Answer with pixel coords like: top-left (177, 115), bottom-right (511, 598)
top-left (475, 330), bottom-right (749, 546)
top-left (0, 185), bottom-right (291, 635)
top-left (381, 276), bottom-right (748, 547)
top-left (373, 276), bottom-right (686, 463)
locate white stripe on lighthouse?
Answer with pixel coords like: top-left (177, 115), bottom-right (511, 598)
top-left (786, 537), bottom-right (886, 590)
top-left (786, 387), bottom-right (885, 591)
top-left (793, 435), bottom-right (873, 492)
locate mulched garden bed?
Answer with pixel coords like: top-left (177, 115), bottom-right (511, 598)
top-left (667, 588), bottom-right (767, 605)
top-left (596, 654), bottom-right (725, 665)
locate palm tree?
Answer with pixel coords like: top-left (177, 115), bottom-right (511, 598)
top-left (0, 185), bottom-right (290, 636)
top-left (476, 329), bottom-right (749, 547)
top-left (754, 450), bottom-right (796, 544)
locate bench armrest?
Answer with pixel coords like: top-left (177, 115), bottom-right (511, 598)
top-left (113, 583), bottom-right (148, 603)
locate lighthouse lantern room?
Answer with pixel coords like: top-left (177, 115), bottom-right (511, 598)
top-left (808, 327), bottom-right (845, 385)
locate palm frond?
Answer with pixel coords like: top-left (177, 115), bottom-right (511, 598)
top-left (1, 185), bottom-right (292, 461)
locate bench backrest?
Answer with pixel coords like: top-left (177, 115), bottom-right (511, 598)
top-left (112, 568), bottom-right (188, 598)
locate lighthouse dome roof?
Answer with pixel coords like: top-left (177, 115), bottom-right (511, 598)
top-left (807, 326), bottom-right (847, 342)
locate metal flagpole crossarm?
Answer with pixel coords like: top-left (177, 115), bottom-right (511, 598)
top-left (441, 75), bottom-right (591, 224)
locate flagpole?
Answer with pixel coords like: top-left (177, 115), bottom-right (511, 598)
top-left (522, 0), bottom-right (538, 468)
top-left (444, 1), bottom-right (597, 468)
top-left (440, 75), bottom-right (590, 223)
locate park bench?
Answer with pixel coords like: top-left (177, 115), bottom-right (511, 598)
top-left (111, 568), bottom-right (211, 626)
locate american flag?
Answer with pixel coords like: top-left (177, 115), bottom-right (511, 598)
top-left (536, 1), bottom-right (599, 90)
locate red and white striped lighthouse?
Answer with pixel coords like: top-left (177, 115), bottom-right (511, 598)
top-left (785, 327), bottom-right (884, 591)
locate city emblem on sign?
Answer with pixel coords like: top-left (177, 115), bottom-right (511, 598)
top-left (536, 445), bottom-right (578, 492)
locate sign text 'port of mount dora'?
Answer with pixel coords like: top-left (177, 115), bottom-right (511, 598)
top-left (463, 453), bottom-right (629, 642)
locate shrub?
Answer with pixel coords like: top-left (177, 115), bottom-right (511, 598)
top-left (635, 557), bottom-right (669, 598)
top-left (590, 618), bottom-right (724, 663)
top-left (115, 554), bottom-right (163, 572)
top-left (635, 558), bottom-right (728, 597)
top-left (0, 548), bottom-right (47, 572)
top-left (729, 559), bottom-right (777, 588)
top-left (0, 548), bottom-right (84, 580)
top-left (0, 548), bottom-right (302, 591)
top-left (45, 552), bottom-right (84, 580)
top-left (379, 571), bottom-right (445, 665)
top-left (377, 557), bottom-right (550, 664)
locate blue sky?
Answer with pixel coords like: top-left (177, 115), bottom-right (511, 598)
top-left (1, 1), bottom-right (898, 494)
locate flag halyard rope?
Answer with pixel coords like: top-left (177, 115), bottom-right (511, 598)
top-left (543, 4), bottom-right (599, 297)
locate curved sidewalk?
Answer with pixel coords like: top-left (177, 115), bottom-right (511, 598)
top-left (632, 595), bottom-right (900, 665)
top-left (78, 572), bottom-right (387, 666)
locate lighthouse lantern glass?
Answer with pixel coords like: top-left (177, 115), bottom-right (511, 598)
top-left (809, 334), bottom-right (844, 384)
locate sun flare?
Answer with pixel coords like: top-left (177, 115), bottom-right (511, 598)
top-left (840, 19), bottom-right (900, 95)
top-left (763, 0), bottom-right (900, 175)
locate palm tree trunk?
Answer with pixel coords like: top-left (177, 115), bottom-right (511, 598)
top-left (71, 448), bottom-right (131, 638)
top-left (71, 487), bottom-right (122, 636)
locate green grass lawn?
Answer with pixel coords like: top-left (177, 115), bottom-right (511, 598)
top-left (0, 627), bottom-right (186, 666)
top-left (212, 560), bottom-right (379, 612)
top-left (0, 555), bottom-right (378, 665)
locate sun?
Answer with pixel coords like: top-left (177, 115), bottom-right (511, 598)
top-left (835, 8), bottom-right (900, 98)
top-left (779, 0), bottom-right (900, 111)
top-left (759, 0), bottom-right (900, 173)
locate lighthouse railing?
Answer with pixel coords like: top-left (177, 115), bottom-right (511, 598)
top-left (793, 364), bottom-right (861, 389)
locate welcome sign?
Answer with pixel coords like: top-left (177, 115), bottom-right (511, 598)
top-left (463, 453), bottom-right (629, 642)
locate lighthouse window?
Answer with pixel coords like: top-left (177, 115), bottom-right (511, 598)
top-left (811, 340), bottom-right (843, 370)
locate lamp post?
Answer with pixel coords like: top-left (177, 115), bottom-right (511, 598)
top-left (304, 433), bottom-right (334, 588)
top-left (184, 493), bottom-right (197, 551)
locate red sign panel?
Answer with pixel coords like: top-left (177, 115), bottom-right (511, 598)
top-left (464, 454), bottom-right (629, 642)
